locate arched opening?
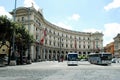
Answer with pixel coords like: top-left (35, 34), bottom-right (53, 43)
top-left (49, 50), bottom-right (51, 60)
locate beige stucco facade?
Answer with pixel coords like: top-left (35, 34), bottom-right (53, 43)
top-left (114, 34), bottom-right (120, 57)
top-left (10, 6), bottom-right (103, 61)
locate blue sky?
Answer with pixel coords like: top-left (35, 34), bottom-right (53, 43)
top-left (0, 0), bottom-right (120, 46)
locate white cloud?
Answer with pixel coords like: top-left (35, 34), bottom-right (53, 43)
top-left (0, 6), bottom-right (12, 18)
top-left (24, 0), bottom-right (39, 10)
top-left (104, 0), bottom-right (120, 11)
top-left (68, 14), bottom-right (80, 21)
top-left (53, 22), bottom-right (73, 30)
top-left (103, 23), bottom-right (120, 46)
top-left (82, 23), bottom-right (120, 47)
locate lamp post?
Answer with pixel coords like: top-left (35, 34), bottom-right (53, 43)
top-left (10, 0), bottom-right (17, 66)
top-left (27, 7), bottom-right (32, 64)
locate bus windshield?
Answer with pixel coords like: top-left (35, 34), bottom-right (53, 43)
top-left (68, 54), bottom-right (78, 61)
top-left (100, 54), bottom-right (112, 60)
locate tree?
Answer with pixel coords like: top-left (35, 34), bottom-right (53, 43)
top-left (0, 16), bottom-right (34, 65)
top-left (0, 16), bottom-right (12, 41)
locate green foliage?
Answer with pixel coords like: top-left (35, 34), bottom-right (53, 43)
top-left (78, 55), bottom-right (88, 60)
top-left (0, 16), bottom-right (13, 40)
top-left (0, 16), bottom-right (34, 51)
top-left (15, 25), bottom-right (34, 50)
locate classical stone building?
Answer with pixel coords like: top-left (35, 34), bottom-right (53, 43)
top-left (104, 42), bottom-right (114, 55)
top-left (114, 34), bottom-right (120, 57)
top-left (10, 6), bottom-right (103, 61)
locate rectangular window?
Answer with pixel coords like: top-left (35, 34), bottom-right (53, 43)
top-left (22, 17), bottom-right (24, 21)
top-left (45, 40), bottom-right (47, 44)
top-left (49, 41), bottom-right (51, 45)
top-left (66, 44), bottom-right (68, 48)
top-left (88, 45), bottom-right (90, 49)
top-left (54, 42), bottom-right (55, 46)
top-left (71, 44), bottom-right (72, 48)
top-left (62, 44), bottom-right (64, 47)
top-left (79, 45), bottom-right (81, 48)
top-left (83, 45), bottom-right (85, 48)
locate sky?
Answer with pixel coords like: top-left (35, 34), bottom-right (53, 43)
top-left (0, 0), bottom-right (120, 46)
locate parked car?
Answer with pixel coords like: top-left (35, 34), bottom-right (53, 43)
top-left (111, 58), bottom-right (117, 63)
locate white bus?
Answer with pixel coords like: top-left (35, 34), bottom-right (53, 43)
top-left (88, 52), bottom-right (112, 65)
top-left (67, 53), bottom-right (78, 66)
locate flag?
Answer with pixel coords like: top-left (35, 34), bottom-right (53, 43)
top-left (44, 28), bottom-right (47, 36)
top-left (40, 38), bottom-right (44, 45)
top-left (40, 28), bottom-right (47, 45)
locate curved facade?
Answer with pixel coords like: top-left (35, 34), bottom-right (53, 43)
top-left (10, 6), bottom-right (103, 61)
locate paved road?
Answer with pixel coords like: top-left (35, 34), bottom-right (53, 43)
top-left (0, 61), bottom-right (120, 80)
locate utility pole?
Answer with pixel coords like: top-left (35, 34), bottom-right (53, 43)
top-left (10, 0), bottom-right (17, 66)
top-left (27, 7), bottom-right (32, 64)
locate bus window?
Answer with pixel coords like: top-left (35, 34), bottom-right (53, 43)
top-left (100, 54), bottom-right (112, 60)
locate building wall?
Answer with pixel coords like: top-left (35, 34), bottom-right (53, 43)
top-left (104, 42), bottom-right (114, 56)
top-left (10, 6), bottom-right (103, 61)
top-left (114, 34), bottom-right (120, 57)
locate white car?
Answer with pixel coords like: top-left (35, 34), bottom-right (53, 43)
top-left (111, 58), bottom-right (117, 63)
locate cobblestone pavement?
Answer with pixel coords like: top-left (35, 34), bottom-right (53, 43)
top-left (0, 61), bottom-right (120, 80)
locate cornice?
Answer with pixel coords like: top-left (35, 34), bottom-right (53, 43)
top-left (10, 6), bottom-right (103, 36)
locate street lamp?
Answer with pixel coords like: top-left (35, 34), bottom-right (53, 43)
top-left (27, 7), bottom-right (32, 64)
top-left (10, 0), bottom-right (17, 66)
